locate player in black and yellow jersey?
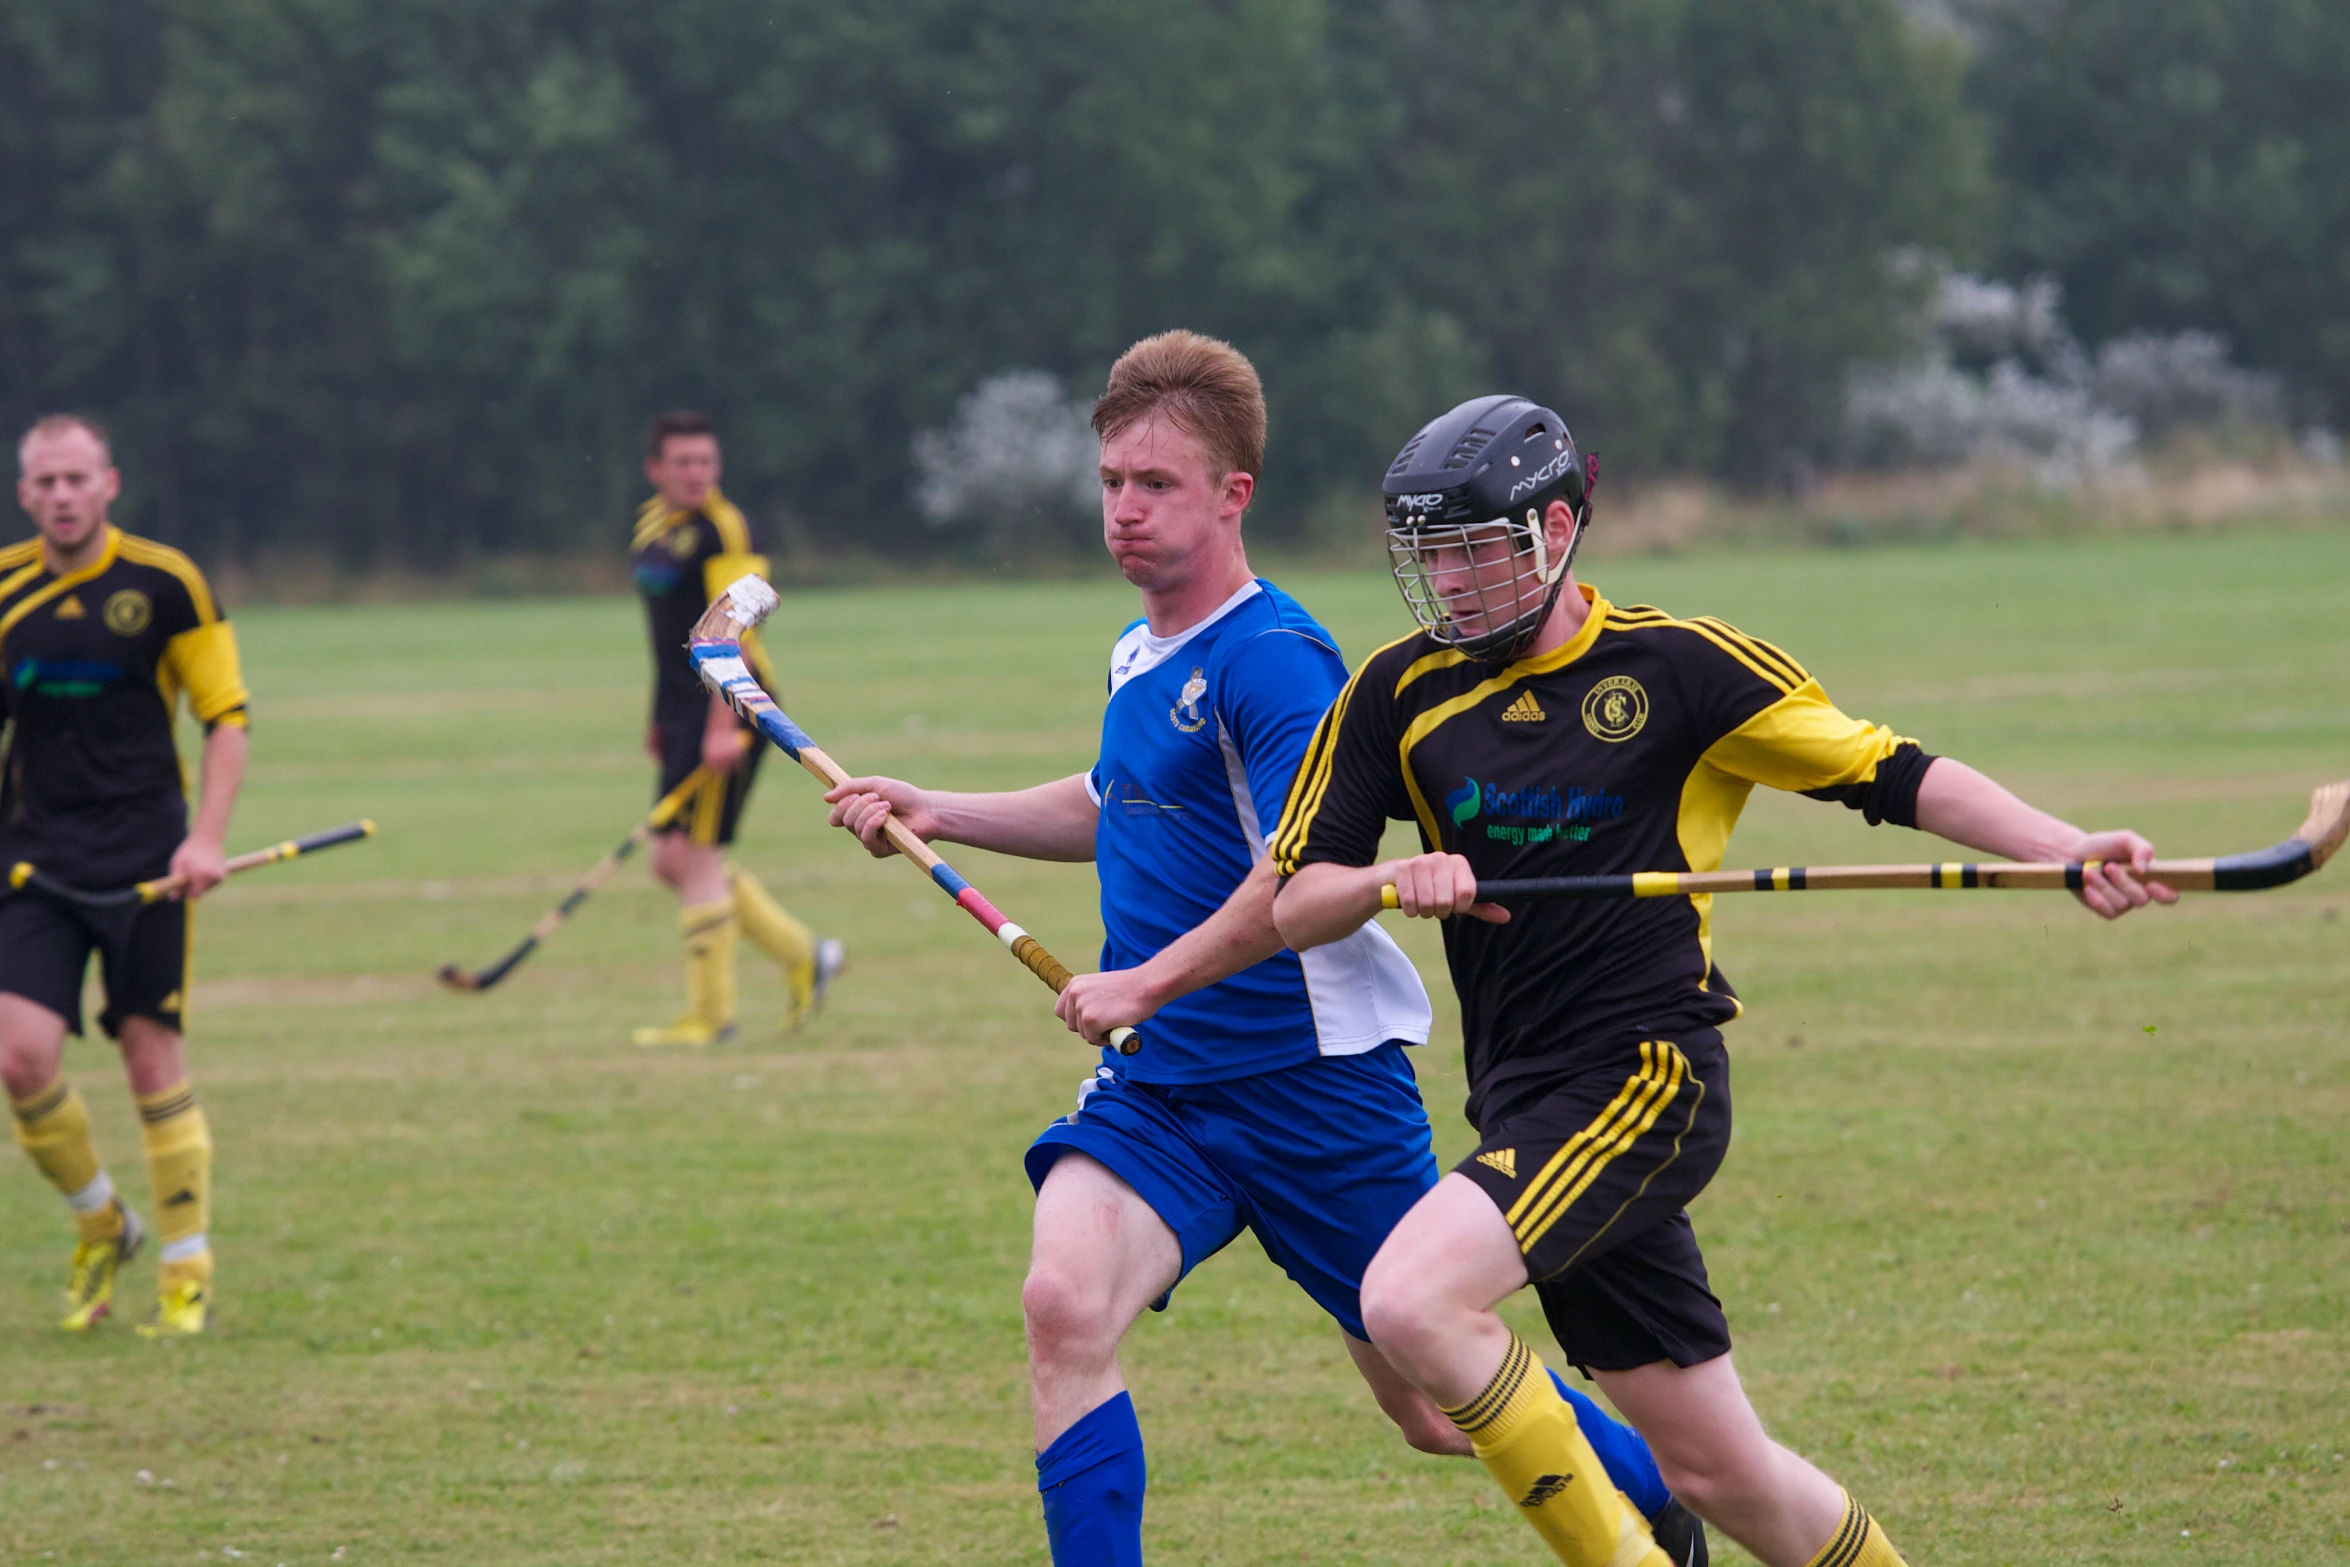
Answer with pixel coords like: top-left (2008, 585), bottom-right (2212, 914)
top-left (631, 410), bottom-right (842, 1048)
top-left (1272, 396), bottom-right (2172, 1567)
top-left (1, 415), bottom-right (251, 1337)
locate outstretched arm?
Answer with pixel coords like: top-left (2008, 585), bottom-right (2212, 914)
top-left (825, 772), bottom-right (1098, 862)
top-left (1915, 758), bottom-right (2175, 919)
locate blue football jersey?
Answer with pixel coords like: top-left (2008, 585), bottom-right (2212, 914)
top-left (1088, 579), bottom-right (1430, 1083)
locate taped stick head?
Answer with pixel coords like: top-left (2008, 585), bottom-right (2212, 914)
top-left (2297, 779), bottom-right (2350, 870)
top-left (690, 575), bottom-right (780, 645)
top-left (434, 962), bottom-right (483, 993)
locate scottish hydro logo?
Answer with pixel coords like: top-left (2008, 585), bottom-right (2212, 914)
top-left (1445, 777), bottom-right (1622, 846)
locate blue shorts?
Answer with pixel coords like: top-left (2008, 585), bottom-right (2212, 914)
top-left (1024, 1042), bottom-right (1438, 1341)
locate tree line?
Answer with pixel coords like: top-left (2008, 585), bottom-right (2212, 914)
top-left (1, 0), bottom-right (2341, 566)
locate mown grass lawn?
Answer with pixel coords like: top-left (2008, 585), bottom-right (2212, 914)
top-left (3, 524), bottom-right (2345, 1564)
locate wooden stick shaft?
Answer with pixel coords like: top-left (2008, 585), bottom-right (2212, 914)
top-left (1376, 781), bottom-right (2347, 907)
top-left (1380, 848), bottom-right (2307, 906)
top-left (440, 769), bottom-right (714, 992)
top-left (692, 614), bottom-right (1134, 1053)
top-left (137, 821), bottom-right (376, 902)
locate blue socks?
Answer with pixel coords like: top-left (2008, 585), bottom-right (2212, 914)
top-left (1032, 1376), bottom-right (1664, 1559)
top-left (1037, 1390), bottom-right (1146, 1566)
top-left (1550, 1367), bottom-right (1670, 1521)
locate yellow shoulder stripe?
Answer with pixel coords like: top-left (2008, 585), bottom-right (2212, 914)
top-left (1689, 615), bottom-right (1808, 688)
top-left (1600, 604), bottom-right (1808, 692)
top-left (632, 497), bottom-right (684, 552)
top-left (1679, 621), bottom-right (1795, 694)
top-left (0, 530), bottom-right (122, 645)
top-left (1394, 641), bottom-right (1474, 697)
top-left (116, 535), bottom-right (221, 624)
top-left (703, 490), bottom-right (753, 555)
top-left (0, 559), bottom-right (49, 608)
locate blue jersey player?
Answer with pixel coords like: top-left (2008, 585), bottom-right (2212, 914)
top-left (826, 333), bottom-right (1699, 1565)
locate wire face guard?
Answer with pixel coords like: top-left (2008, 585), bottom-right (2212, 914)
top-left (1385, 508), bottom-right (1576, 664)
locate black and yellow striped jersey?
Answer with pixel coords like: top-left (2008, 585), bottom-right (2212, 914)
top-left (631, 488), bottom-right (774, 732)
top-left (1271, 583), bottom-right (1932, 1118)
top-left (0, 528), bottom-right (250, 885)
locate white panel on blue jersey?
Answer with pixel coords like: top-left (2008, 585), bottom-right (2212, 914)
top-left (1092, 576), bottom-right (1432, 1082)
top-left (1218, 721), bottom-right (1432, 1057)
top-left (1106, 580), bottom-right (1264, 696)
top-left (1300, 924), bottom-right (1433, 1056)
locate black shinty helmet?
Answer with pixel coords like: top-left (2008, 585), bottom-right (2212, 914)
top-left (1381, 395), bottom-right (1597, 663)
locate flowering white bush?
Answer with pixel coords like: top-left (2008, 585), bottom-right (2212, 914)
top-left (1846, 269), bottom-right (2297, 484)
top-left (2087, 331), bottom-right (2283, 442)
top-left (1931, 272), bottom-right (2071, 367)
top-left (912, 371), bottom-right (1098, 537)
top-left (1848, 359), bottom-right (2134, 485)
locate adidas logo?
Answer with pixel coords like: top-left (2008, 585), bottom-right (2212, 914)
top-left (1500, 691), bottom-right (1545, 722)
top-left (163, 1189), bottom-right (197, 1208)
top-left (1476, 1148), bottom-right (1517, 1179)
top-left (54, 595), bottom-right (86, 620)
top-left (1521, 1472), bottom-right (1574, 1507)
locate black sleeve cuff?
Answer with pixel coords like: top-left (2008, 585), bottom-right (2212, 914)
top-left (1801, 743), bottom-right (1934, 827)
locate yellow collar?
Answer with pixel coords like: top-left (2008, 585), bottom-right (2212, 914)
top-left (42, 525), bottom-right (121, 585)
top-left (1506, 582), bottom-right (1609, 676)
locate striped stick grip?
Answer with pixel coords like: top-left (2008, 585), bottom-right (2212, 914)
top-left (1008, 934), bottom-right (1140, 1056)
top-left (1009, 935), bottom-right (1074, 992)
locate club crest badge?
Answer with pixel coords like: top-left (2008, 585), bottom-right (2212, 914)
top-left (1169, 666), bottom-right (1208, 733)
top-left (1581, 675), bottom-right (1648, 742)
top-left (103, 589), bottom-right (152, 638)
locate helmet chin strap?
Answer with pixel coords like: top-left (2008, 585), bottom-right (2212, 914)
top-left (1472, 488), bottom-right (1592, 666)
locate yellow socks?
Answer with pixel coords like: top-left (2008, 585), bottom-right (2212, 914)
top-left (12, 1079), bottom-right (123, 1244)
top-left (137, 1082), bottom-right (212, 1291)
top-left (1442, 1335), bottom-right (1667, 1567)
top-left (682, 898), bottom-right (739, 1031)
top-left (731, 868), bottom-right (814, 975)
top-left (1803, 1492), bottom-right (1910, 1567)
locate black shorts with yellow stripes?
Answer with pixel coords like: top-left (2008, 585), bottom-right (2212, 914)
top-left (1457, 1031), bottom-right (1733, 1373)
top-left (652, 721), bottom-right (763, 847)
top-left (0, 888), bottom-right (188, 1038)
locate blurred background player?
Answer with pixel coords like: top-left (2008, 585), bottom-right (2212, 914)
top-left (1, 415), bottom-right (249, 1337)
top-left (825, 337), bottom-right (1699, 1566)
top-left (630, 410), bottom-right (843, 1047)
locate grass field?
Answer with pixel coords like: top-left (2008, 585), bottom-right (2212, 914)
top-left (3, 525), bottom-right (2346, 1565)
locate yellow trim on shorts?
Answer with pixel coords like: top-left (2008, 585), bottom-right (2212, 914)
top-left (689, 769), bottom-right (728, 846)
top-left (1504, 1040), bottom-right (1689, 1254)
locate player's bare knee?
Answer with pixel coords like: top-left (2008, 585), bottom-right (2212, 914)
top-left (1020, 1263), bottom-right (1119, 1368)
top-left (1649, 1431), bottom-right (1778, 1521)
top-left (0, 1051), bottom-right (52, 1102)
top-left (1358, 1265), bottom-right (1448, 1366)
top-left (0, 1028), bottom-right (60, 1101)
